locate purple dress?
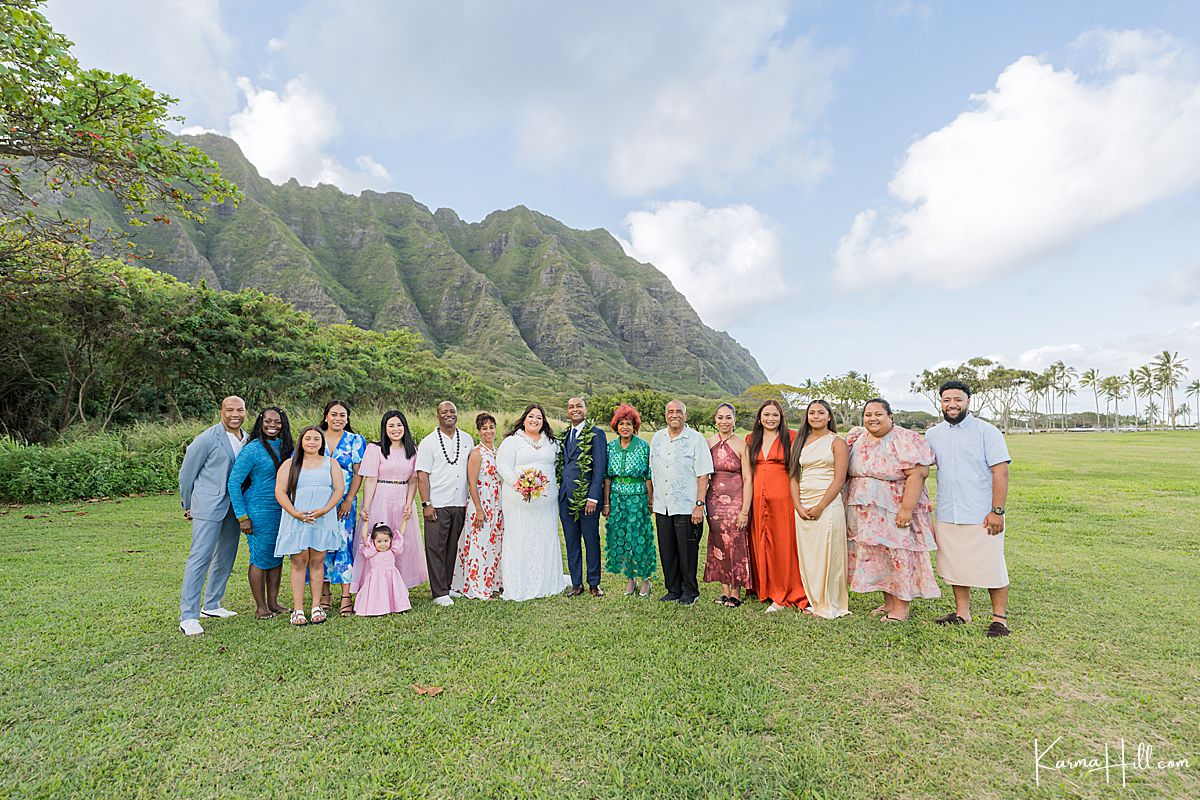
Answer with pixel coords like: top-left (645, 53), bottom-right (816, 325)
top-left (351, 443), bottom-right (428, 593)
top-left (703, 439), bottom-right (753, 590)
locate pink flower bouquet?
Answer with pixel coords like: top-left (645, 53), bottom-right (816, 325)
top-left (514, 467), bottom-right (549, 503)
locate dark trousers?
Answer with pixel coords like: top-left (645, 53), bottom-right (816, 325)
top-left (560, 502), bottom-right (602, 588)
top-left (656, 512), bottom-right (702, 600)
top-left (425, 506), bottom-right (466, 599)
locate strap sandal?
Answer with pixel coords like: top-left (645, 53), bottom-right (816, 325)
top-left (723, 597), bottom-right (743, 608)
top-left (714, 595), bottom-right (729, 605)
top-left (340, 595), bottom-right (354, 617)
top-left (935, 612), bottom-right (967, 626)
top-left (310, 606), bottom-right (327, 624)
top-left (986, 613), bottom-right (1010, 637)
top-left (289, 609), bottom-right (307, 626)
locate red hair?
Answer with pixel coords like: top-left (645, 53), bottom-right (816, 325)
top-left (610, 403), bottom-right (642, 433)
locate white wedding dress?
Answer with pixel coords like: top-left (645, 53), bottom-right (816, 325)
top-left (497, 432), bottom-right (568, 601)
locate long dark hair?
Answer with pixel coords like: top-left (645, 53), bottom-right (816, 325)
top-left (248, 406), bottom-right (295, 470)
top-left (377, 410), bottom-right (416, 459)
top-left (286, 425), bottom-right (326, 502)
top-left (789, 399), bottom-right (836, 479)
top-left (319, 399), bottom-right (355, 434)
top-left (747, 400), bottom-right (791, 472)
top-left (508, 403), bottom-right (554, 439)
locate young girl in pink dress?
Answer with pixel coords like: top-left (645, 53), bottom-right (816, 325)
top-left (355, 524), bottom-right (412, 616)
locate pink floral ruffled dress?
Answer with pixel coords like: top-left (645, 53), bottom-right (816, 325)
top-left (451, 445), bottom-right (504, 600)
top-left (843, 425), bottom-right (940, 601)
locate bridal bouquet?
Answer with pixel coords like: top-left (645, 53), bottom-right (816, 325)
top-left (514, 468), bottom-right (549, 503)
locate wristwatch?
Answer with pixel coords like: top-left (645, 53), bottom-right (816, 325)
top-left (421, 501), bottom-right (431, 508)
top-left (695, 500), bottom-right (706, 508)
top-left (991, 506), bottom-right (1005, 515)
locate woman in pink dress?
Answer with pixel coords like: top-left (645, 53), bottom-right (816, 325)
top-left (355, 524), bottom-right (412, 615)
top-left (703, 402), bottom-right (753, 607)
top-left (352, 411), bottom-right (428, 598)
top-left (451, 413), bottom-right (504, 599)
top-left (844, 398), bottom-right (939, 622)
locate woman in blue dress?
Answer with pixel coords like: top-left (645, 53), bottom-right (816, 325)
top-left (228, 407), bottom-right (294, 618)
top-left (319, 399), bottom-right (366, 616)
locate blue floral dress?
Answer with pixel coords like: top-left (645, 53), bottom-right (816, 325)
top-left (324, 430), bottom-right (366, 585)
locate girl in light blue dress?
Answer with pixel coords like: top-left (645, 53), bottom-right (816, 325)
top-left (275, 425), bottom-right (344, 626)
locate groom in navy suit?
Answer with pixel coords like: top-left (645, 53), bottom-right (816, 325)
top-left (558, 397), bottom-right (608, 597)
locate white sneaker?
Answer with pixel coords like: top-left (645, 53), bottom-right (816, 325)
top-left (432, 596), bottom-right (454, 607)
top-left (200, 606), bottom-right (238, 618)
top-left (179, 619), bottom-right (205, 636)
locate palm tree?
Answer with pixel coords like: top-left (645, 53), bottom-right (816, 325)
top-left (1145, 399), bottom-right (1160, 428)
top-left (1187, 379), bottom-right (1200, 425)
top-left (1126, 368), bottom-right (1142, 431)
top-left (1136, 365), bottom-right (1156, 428)
top-left (1056, 363), bottom-right (1078, 429)
top-left (1151, 351), bottom-right (1189, 429)
top-left (1177, 402), bottom-right (1191, 426)
top-left (1101, 375), bottom-right (1126, 430)
top-left (1080, 368), bottom-right (1102, 429)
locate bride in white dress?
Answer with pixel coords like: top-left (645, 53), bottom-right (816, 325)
top-left (497, 404), bottom-right (568, 601)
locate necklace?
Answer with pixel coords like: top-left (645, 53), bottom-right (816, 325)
top-left (519, 430), bottom-right (544, 449)
top-left (438, 429), bottom-right (462, 465)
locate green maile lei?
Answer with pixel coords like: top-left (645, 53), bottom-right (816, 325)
top-left (556, 420), bottom-right (596, 521)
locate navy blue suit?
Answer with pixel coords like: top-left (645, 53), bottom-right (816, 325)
top-left (558, 424), bottom-right (608, 589)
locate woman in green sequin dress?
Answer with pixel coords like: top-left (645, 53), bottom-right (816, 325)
top-left (601, 404), bottom-right (656, 596)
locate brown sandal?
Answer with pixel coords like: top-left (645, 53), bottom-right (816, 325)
top-left (935, 612), bottom-right (967, 625)
top-left (339, 595), bottom-right (354, 617)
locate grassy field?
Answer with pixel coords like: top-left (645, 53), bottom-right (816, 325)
top-left (1, 432), bottom-right (1197, 799)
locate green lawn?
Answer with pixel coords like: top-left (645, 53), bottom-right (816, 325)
top-left (1, 433), bottom-right (1197, 799)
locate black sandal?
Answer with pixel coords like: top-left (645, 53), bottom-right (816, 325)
top-left (985, 613), bottom-right (1010, 637)
top-left (724, 597), bottom-right (743, 608)
top-left (935, 612), bottom-right (967, 626)
top-left (714, 595), bottom-right (729, 605)
top-left (339, 595), bottom-right (354, 617)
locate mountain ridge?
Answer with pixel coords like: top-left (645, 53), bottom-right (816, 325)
top-left (56, 133), bottom-right (767, 396)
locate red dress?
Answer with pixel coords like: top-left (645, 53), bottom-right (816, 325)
top-left (747, 430), bottom-right (808, 608)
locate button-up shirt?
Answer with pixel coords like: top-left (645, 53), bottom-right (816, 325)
top-left (925, 413), bottom-right (1010, 525)
top-left (415, 429), bottom-right (474, 507)
top-left (226, 429), bottom-right (247, 459)
top-left (649, 425), bottom-right (714, 516)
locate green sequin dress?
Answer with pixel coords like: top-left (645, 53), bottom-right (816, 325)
top-left (604, 437), bottom-right (656, 580)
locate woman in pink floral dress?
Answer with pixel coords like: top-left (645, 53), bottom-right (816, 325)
top-left (703, 402), bottom-right (753, 607)
top-left (451, 413), bottom-right (504, 600)
top-left (844, 398), bottom-right (939, 622)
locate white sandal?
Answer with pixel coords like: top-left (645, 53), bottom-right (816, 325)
top-left (289, 609), bottom-right (307, 626)
top-left (310, 606), bottom-right (327, 624)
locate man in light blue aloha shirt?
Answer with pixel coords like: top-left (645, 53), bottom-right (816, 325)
top-left (649, 400), bottom-right (713, 606)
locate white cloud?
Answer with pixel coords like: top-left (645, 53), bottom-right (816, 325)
top-left (228, 77), bottom-right (390, 194)
top-left (266, 37), bottom-right (286, 53)
top-left (279, 1), bottom-right (844, 195)
top-left (620, 201), bottom-right (787, 328)
top-left (1014, 322), bottom-right (1199, 377)
top-left (834, 28), bottom-right (1200, 288)
top-left (44, 0), bottom-right (240, 127)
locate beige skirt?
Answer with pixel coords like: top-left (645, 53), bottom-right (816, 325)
top-left (934, 521), bottom-right (1009, 588)
top-left (794, 500), bottom-right (851, 618)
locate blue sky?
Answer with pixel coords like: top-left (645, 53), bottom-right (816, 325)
top-left (45, 0), bottom-right (1200, 410)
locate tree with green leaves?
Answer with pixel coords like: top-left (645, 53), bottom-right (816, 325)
top-left (0, 0), bottom-right (240, 283)
top-left (1150, 350), bottom-right (1188, 430)
top-left (1080, 368), bottom-right (1102, 429)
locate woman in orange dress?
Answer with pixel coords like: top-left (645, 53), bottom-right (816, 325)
top-left (746, 400), bottom-right (809, 613)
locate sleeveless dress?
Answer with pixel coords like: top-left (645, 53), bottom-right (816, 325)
top-left (451, 445), bottom-right (504, 599)
top-left (703, 439), bottom-right (752, 590)
top-left (274, 456), bottom-right (343, 556)
top-left (794, 434), bottom-right (850, 618)
top-left (324, 431), bottom-right (366, 585)
top-left (747, 430), bottom-right (808, 608)
top-left (844, 426), bottom-right (940, 601)
top-left (497, 433), bottom-right (567, 601)
top-left (351, 443), bottom-right (428, 594)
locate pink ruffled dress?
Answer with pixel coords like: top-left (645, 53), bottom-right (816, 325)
top-left (843, 425), bottom-right (940, 601)
top-left (354, 538), bottom-right (412, 616)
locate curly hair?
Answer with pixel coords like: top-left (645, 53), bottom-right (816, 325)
top-left (610, 403), bottom-right (642, 433)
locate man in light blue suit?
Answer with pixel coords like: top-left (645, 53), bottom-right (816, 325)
top-left (178, 396), bottom-right (248, 635)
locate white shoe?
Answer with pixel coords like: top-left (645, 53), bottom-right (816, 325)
top-left (448, 590), bottom-right (464, 598)
top-left (200, 606), bottom-right (238, 618)
top-left (432, 596), bottom-right (454, 607)
top-left (179, 619), bottom-right (205, 636)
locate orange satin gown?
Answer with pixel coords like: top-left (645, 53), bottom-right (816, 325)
top-left (747, 430), bottom-right (809, 608)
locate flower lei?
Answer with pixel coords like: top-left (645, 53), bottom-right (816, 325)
top-left (556, 420), bottom-right (596, 521)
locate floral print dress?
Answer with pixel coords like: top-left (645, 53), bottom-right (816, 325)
top-left (451, 445), bottom-right (504, 599)
top-left (703, 438), bottom-right (752, 590)
top-left (843, 425), bottom-right (940, 601)
top-left (604, 437), bottom-right (656, 580)
top-left (324, 430), bottom-right (366, 586)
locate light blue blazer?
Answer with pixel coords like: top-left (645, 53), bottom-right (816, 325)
top-left (179, 423), bottom-right (243, 522)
